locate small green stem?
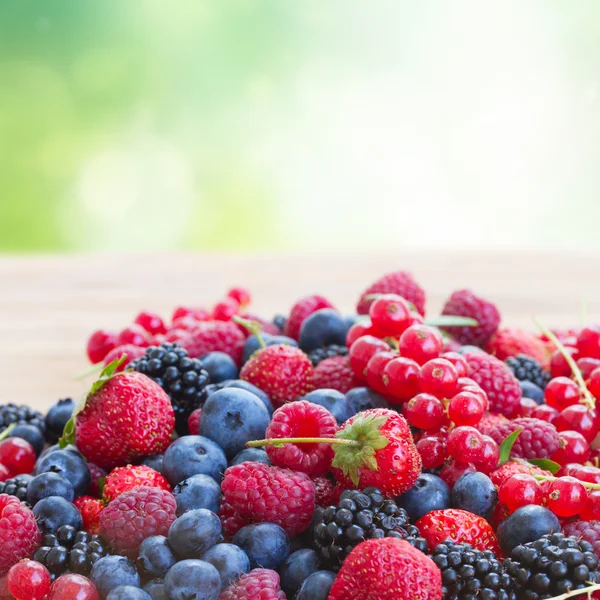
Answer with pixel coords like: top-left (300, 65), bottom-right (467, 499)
top-left (0, 423), bottom-right (15, 442)
top-left (247, 437), bottom-right (360, 448)
top-left (233, 316), bottom-right (266, 349)
top-left (534, 318), bottom-right (595, 409)
top-left (533, 474), bottom-right (600, 491)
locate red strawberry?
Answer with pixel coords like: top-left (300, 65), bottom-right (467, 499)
top-left (313, 355), bottom-right (359, 393)
top-left (328, 538), bottom-right (442, 600)
top-left (331, 409), bottom-right (421, 497)
top-left (285, 295), bottom-right (335, 340)
top-left (103, 464), bottom-right (171, 503)
top-left (66, 360), bottom-right (175, 470)
top-left (416, 509), bottom-right (501, 554)
top-left (240, 344), bottom-right (315, 407)
top-left (73, 496), bottom-right (104, 535)
top-left (179, 320), bottom-right (245, 364)
top-left (487, 328), bottom-right (551, 369)
top-left (356, 271), bottom-right (426, 316)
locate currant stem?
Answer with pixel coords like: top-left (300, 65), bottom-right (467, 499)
top-left (545, 582), bottom-right (600, 599)
top-left (534, 318), bottom-right (595, 409)
top-left (0, 423), bottom-right (15, 442)
top-left (233, 316), bottom-right (266, 349)
top-left (247, 437), bottom-right (361, 448)
top-left (533, 474), bottom-right (600, 491)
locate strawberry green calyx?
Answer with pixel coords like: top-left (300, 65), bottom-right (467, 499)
top-left (59, 355), bottom-right (128, 448)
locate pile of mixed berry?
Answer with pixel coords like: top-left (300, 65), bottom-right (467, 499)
top-left (2, 271), bottom-right (600, 599)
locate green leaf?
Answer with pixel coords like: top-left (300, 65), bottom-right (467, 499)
top-left (527, 458), bottom-right (561, 475)
top-left (499, 429), bottom-right (522, 464)
top-left (97, 476), bottom-right (105, 495)
top-left (425, 315), bottom-right (479, 327)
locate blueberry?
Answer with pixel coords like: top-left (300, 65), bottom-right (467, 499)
top-left (278, 548), bottom-right (320, 598)
top-left (168, 509), bottom-right (223, 559)
top-left (200, 543), bottom-right (250, 589)
top-left (242, 334), bottom-right (298, 364)
top-left (301, 389), bottom-right (349, 425)
top-left (173, 474), bottom-right (221, 516)
top-left (137, 536), bottom-right (176, 579)
top-left (32, 496), bottom-right (83, 534)
top-left (229, 448), bottom-right (271, 467)
top-left (199, 389), bottom-right (270, 459)
top-left (221, 380), bottom-right (274, 415)
top-left (346, 387), bottom-right (390, 416)
top-left (142, 579), bottom-right (166, 600)
top-left (520, 380), bottom-right (545, 404)
top-left (39, 443), bottom-right (82, 460)
top-left (200, 352), bottom-right (239, 383)
top-left (457, 345), bottom-right (485, 354)
top-left (90, 555), bottom-right (140, 599)
top-left (9, 424), bottom-right (45, 456)
top-left (137, 454), bottom-right (165, 475)
top-left (397, 474), bottom-right (450, 521)
top-left (45, 398), bottom-right (76, 443)
top-left (343, 314), bottom-right (358, 330)
top-left (232, 523), bottom-right (291, 570)
top-left (299, 309), bottom-right (347, 352)
top-left (107, 587), bottom-right (151, 600)
top-left (164, 559), bottom-right (221, 600)
top-left (452, 472), bottom-right (497, 519)
top-left (163, 436), bottom-right (227, 486)
top-left (296, 570), bottom-right (337, 600)
top-left (35, 449), bottom-right (91, 497)
top-left (497, 505), bottom-right (561, 555)
top-left (27, 472), bottom-right (75, 506)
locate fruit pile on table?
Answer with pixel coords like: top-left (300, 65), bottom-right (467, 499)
top-left (2, 271), bottom-right (600, 599)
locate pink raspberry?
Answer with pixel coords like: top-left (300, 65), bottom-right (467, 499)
top-left (187, 408), bottom-right (202, 435)
top-left (0, 494), bottom-right (41, 575)
top-left (265, 401), bottom-right (337, 477)
top-left (220, 463), bottom-right (315, 537)
top-left (180, 321), bottom-right (246, 364)
top-left (488, 417), bottom-right (560, 460)
top-left (476, 412), bottom-right (509, 435)
top-left (440, 289), bottom-right (500, 347)
top-left (99, 487), bottom-right (176, 553)
top-left (220, 568), bottom-right (286, 599)
top-left (563, 521), bottom-right (600, 558)
top-left (465, 352), bottom-right (522, 416)
top-left (313, 356), bottom-right (359, 393)
top-left (356, 271), bottom-right (426, 316)
top-left (285, 295), bottom-right (335, 341)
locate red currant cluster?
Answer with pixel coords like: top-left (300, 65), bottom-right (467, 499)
top-left (347, 294), bottom-right (498, 484)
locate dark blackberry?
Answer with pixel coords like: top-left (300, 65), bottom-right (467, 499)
top-left (505, 355), bottom-right (550, 389)
top-left (432, 540), bottom-right (516, 600)
top-left (0, 476), bottom-right (30, 502)
top-left (130, 343), bottom-right (211, 434)
top-left (307, 344), bottom-right (348, 367)
top-left (0, 403), bottom-right (46, 435)
top-left (504, 532), bottom-right (600, 599)
top-left (312, 486), bottom-right (428, 571)
top-left (33, 525), bottom-right (110, 580)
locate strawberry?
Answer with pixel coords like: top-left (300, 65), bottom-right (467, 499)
top-left (240, 344), bottom-right (315, 407)
top-left (62, 359), bottom-right (175, 470)
top-left (73, 495), bottom-right (104, 535)
top-left (102, 464), bottom-right (171, 503)
top-left (328, 538), bottom-right (442, 600)
top-left (415, 509), bottom-right (501, 555)
top-left (487, 327), bottom-right (551, 369)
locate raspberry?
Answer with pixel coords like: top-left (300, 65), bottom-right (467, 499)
top-left (563, 520), bottom-right (600, 559)
top-left (440, 289), bottom-right (500, 347)
top-left (312, 355), bottom-right (358, 393)
top-left (220, 463), bottom-right (315, 537)
top-left (285, 295), bottom-right (335, 341)
top-left (187, 408), bottom-right (202, 435)
top-left (488, 417), bottom-right (560, 459)
top-left (312, 476), bottom-right (342, 507)
top-left (218, 501), bottom-right (247, 538)
top-left (476, 411), bottom-right (509, 435)
top-left (220, 568), bottom-right (286, 600)
top-left (103, 465), bottom-right (171, 503)
top-left (73, 496), bottom-right (104, 535)
top-left (489, 461), bottom-right (552, 488)
top-left (99, 487), bottom-right (177, 553)
top-left (179, 320), bottom-right (246, 364)
top-left (356, 271), bottom-right (426, 316)
top-left (488, 328), bottom-right (551, 369)
top-left (464, 352), bottom-right (522, 416)
top-left (0, 494), bottom-right (41, 575)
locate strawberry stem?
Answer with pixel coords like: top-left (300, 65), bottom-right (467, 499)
top-left (0, 423), bottom-right (15, 442)
top-left (534, 318), bottom-right (595, 409)
top-left (533, 474), bottom-right (600, 491)
top-left (247, 437), bottom-right (361, 448)
top-left (233, 316), bottom-right (266, 349)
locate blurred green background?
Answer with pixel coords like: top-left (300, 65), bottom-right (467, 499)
top-left (2, 0), bottom-right (600, 252)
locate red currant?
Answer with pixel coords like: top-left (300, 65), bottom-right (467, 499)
top-left (550, 347), bottom-right (578, 378)
top-left (440, 460), bottom-right (476, 488)
top-left (86, 329), bottom-right (116, 364)
top-left (580, 490), bottom-right (600, 520)
top-left (563, 464), bottom-right (600, 485)
top-left (409, 311), bottom-right (425, 326)
top-left (366, 351), bottom-right (397, 394)
top-left (578, 357), bottom-right (600, 378)
top-left (398, 325), bottom-right (443, 366)
top-left (416, 435), bottom-right (448, 469)
top-left (516, 397), bottom-right (538, 418)
top-left (382, 357), bottom-right (421, 404)
top-left (212, 298), bottom-right (240, 321)
top-left (555, 404), bottom-right (599, 443)
top-left (531, 404), bottom-right (559, 424)
top-left (546, 476), bottom-right (587, 517)
top-left (134, 311), bottom-right (167, 336)
top-left (448, 391), bottom-right (485, 427)
top-left (349, 336), bottom-right (390, 381)
top-left (419, 358), bottom-right (459, 399)
top-left (404, 393), bottom-right (445, 429)
top-left (0, 438), bottom-right (36, 476)
top-left (171, 306), bottom-right (209, 322)
top-left (7, 560), bottom-right (51, 600)
top-left (0, 463), bottom-right (11, 482)
top-left (474, 436), bottom-right (500, 473)
top-left (46, 574), bottom-right (99, 600)
top-left (369, 294), bottom-right (412, 337)
top-left (544, 377), bottom-right (581, 411)
top-left (578, 325), bottom-right (600, 359)
top-left (346, 322), bottom-right (372, 347)
top-left (551, 430), bottom-right (590, 465)
top-left (227, 287), bottom-right (251, 309)
top-left (441, 352), bottom-right (469, 378)
top-left (498, 474), bottom-right (543, 514)
top-left (116, 324), bottom-right (150, 348)
top-left (588, 367), bottom-right (600, 399)
top-left (447, 426), bottom-right (484, 463)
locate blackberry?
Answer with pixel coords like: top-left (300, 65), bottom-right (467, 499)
top-left (0, 403), bottom-right (46, 435)
top-left (33, 525), bottom-right (110, 580)
top-left (312, 487), bottom-right (428, 571)
top-left (505, 355), bottom-right (550, 389)
top-left (130, 343), bottom-right (211, 434)
top-left (504, 532), bottom-right (600, 599)
top-left (432, 541), bottom-right (516, 600)
top-left (0, 476), bottom-right (30, 503)
top-left (307, 344), bottom-right (348, 367)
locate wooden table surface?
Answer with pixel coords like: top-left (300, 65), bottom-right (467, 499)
top-left (1, 252), bottom-right (599, 414)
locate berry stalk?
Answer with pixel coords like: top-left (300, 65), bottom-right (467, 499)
top-left (247, 437), bottom-right (360, 448)
top-left (0, 423), bottom-right (15, 442)
top-left (532, 473), bottom-right (600, 491)
top-left (544, 583), bottom-right (600, 599)
top-left (233, 315), bottom-right (266, 348)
